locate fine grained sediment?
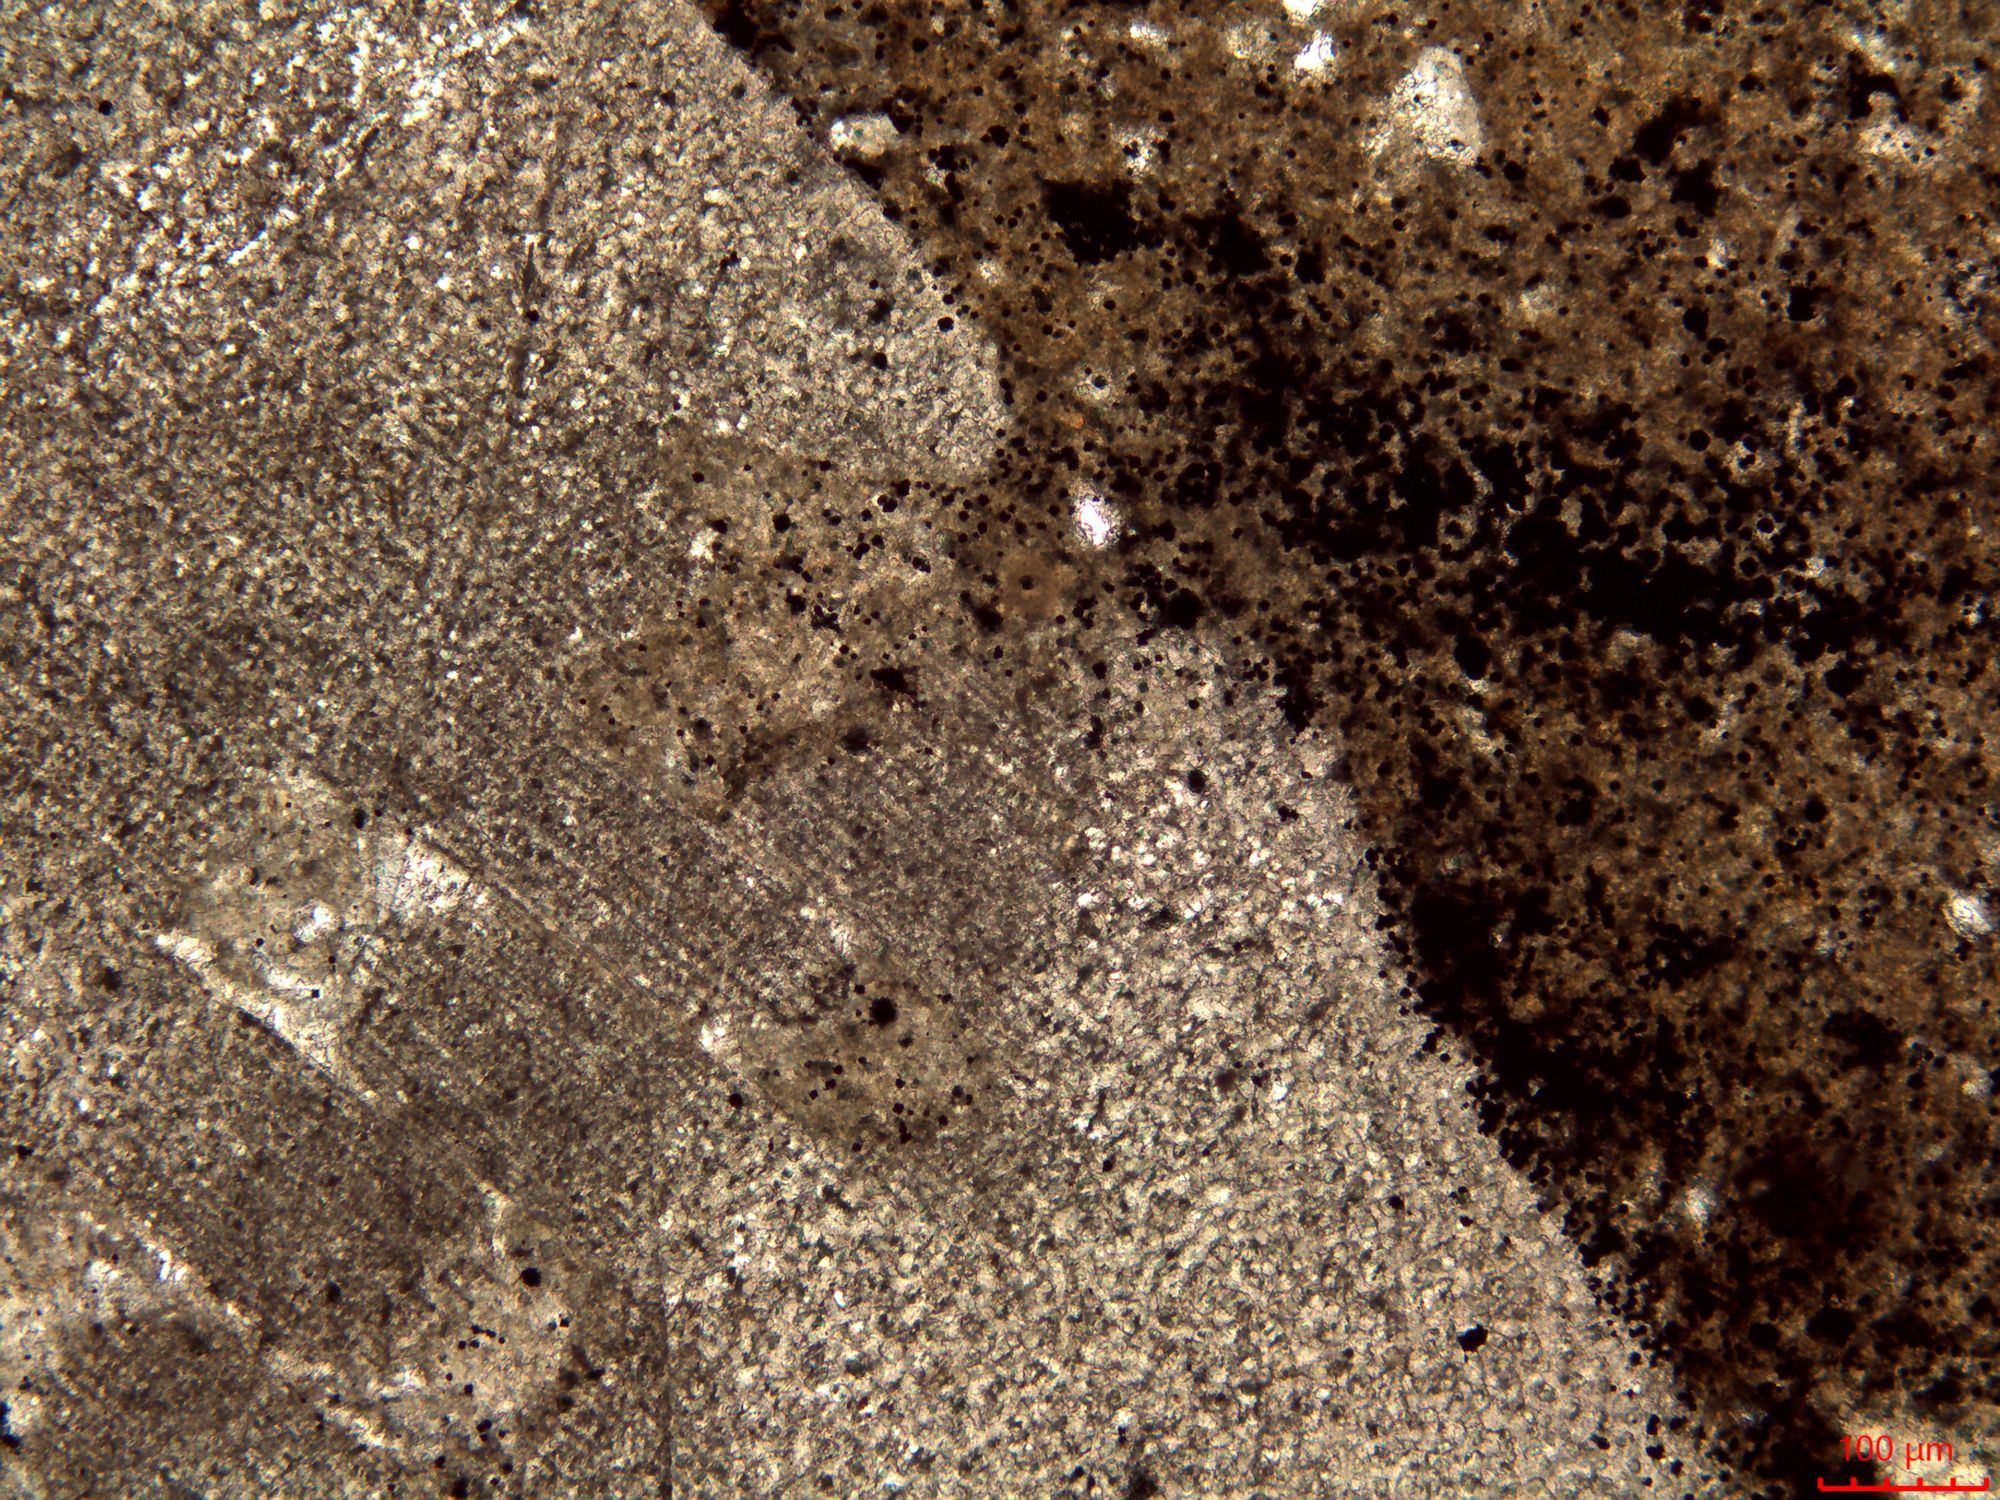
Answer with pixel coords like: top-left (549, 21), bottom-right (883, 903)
top-left (2, 0), bottom-right (1994, 1492)
top-left (695, 0), bottom-right (2000, 1488)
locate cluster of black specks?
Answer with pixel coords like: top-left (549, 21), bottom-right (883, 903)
top-left (705, 0), bottom-right (2000, 1491)
top-left (730, 960), bottom-right (990, 1161)
top-left (570, 450), bottom-right (954, 805)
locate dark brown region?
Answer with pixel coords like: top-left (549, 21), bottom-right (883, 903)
top-left (700, 0), bottom-right (2000, 1491)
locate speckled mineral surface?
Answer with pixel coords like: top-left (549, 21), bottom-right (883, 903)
top-left (2, 0), bottom-right (1995, 1495)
